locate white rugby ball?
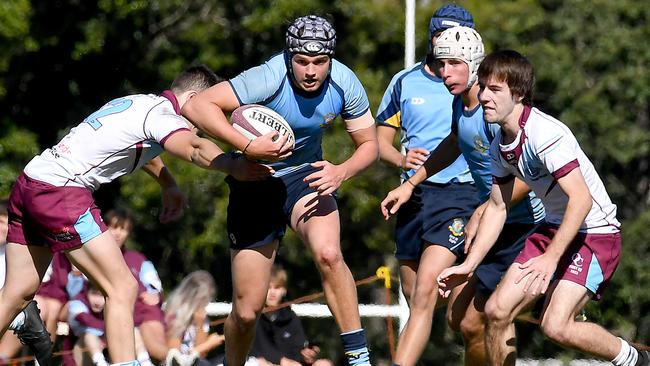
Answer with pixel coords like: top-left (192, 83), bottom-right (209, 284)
top-left (231, 104), bottom-right (295, 149)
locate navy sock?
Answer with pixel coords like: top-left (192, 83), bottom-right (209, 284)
top-left (341, 329), bottom-right (371, 365)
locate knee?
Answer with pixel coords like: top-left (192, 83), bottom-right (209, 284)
top-left (446, 309), bottom-right (461, 332)
top-left (459, 316), bottom-right (485, 342)
top-left (484, 297), bottom-right (511, 327)
top-left (313, 246), bottom-right (344, 272)
top-left (230, 304), bottom-right (261, 330)
top-left (106, 275), bottom-right (138, 304)
top-left (540, 316), bottom-right (570, 345)
top-left (0, 286), bottom-right (37, 312)
top-left (410, 281), bottom-right (438, 311)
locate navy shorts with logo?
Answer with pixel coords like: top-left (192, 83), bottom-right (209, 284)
top-left (395, 182), bottom-right (478, 260)
top-left (225, 164), bottom-right (321, 250)
top-left (474, 223), bottom-right (538, 295)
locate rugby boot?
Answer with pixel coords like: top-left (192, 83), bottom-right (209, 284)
top-left (13, 301), bottom-right (53, 366)
top-left (636, 348), bottom-right (650, 366)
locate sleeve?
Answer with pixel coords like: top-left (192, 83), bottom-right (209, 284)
top-left (375, 71), bottom-right (405, 129)
top-left (228, 55), bottom-right (286, 105)
top-left (337, 63), bottom-right (370, 120)
top-left (489, 140), bottom-right (515, 184)
top-left (534, 126), bottom-right (580, 179)
top-left (145, 112), bottom-right (191, 147)
top-left (139, 261), bottom-right (163, 294)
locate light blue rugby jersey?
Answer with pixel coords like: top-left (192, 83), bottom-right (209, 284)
top-left (375, 61), bottom-right (472, 184)
top-left (229, 52), bottom-right (370, 176)
top-left (451, 96), bottom-right (545, 224)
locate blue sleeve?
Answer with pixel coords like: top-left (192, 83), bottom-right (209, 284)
top-left (139, 261), bottom-right (162, 294)
top-left (228, 53), bottom-right (286, 105)
top-left (332, 60), bottom-right (370, 120)
top-left (375, 70), bottom-right (406, 128)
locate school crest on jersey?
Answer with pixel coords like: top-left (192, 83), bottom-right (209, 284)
top-left (320, 112), bottom-right (337, 128)
top-left (473, 135), bottom-right (490, 154)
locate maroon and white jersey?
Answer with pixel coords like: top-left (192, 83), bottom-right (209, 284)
top-left (24, 91), bottom-right (189, 190)
top-left (490, 106), bottom-right (620, 234)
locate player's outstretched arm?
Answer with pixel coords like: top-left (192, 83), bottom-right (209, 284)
top-left (143, 156), bottom-right (187, 223)
top-left (182, 82), bottom-right (292, 161)
top-left (419, 132), bottom-right (461, 180)
top-left (377, 125), bottom-right (429, 170)
top-left (163, 130), bottom-right (274, 181)
top-left (181, 82), bottom-right (249, 151)
top-left (379, 132), bottom-right (460, 219)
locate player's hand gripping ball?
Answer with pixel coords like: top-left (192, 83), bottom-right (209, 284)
top-left (231, 104), bottom-right (295, 150)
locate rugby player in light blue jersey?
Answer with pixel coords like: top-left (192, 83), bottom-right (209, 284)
top-left (375, 4), bottom-right (480, 366)
top-left (183, 15), bottom-right (377, 366)
top-left (381, 27), bottom-right (544, 366)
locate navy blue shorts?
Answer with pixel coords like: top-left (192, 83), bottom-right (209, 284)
top-left (474, 223), bottom-right (538, 295)
top-left (394, 182), bottom-right (478, 260)
top-left (225, 165), bottom-right (321, 250)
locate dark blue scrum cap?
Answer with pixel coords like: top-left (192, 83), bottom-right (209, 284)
top-left (428, 4), bottom-right (475, 41)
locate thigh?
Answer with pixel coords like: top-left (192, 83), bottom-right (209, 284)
top-left (289, 192), bottom-right (339, 253)
top-left (64, 231), bottom-right (132, 293)
top-left (486, 264), bottom-right (543, 320)
top-left (447, 276), bottom-right (480, 330)
top-left (410, 244), bottom-right (457, 306)
top-left (3, 243), bottom-right (52, 299)
top-left (225, 176), bottom-right (287, 249)
top-left (230, 242), bottom-right (277, 311)
top-left (540, 280), bottom-right (591, 326)
top-left (399, 260), bottom-right (418, 302)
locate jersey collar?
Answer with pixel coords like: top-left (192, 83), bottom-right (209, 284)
top-left (499, 106), bottom-right (532, 165)
top-left (160, 90), bottom-right (181, 115)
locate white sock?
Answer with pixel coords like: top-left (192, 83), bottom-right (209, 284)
top-left (109, 361), bottom-right (141, 366)
top-left (612, 337), bottom-right (639, 366)
top-left (8, 312), bottom-right (25, 330)
top-left (92, 352), bottom-right (109, 366)
top-left (137, 351), bottom-right (153, 366)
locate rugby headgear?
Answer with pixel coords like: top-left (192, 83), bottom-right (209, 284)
top-left (428, 4), bottom-right (474, 53)
top-left (434, 26), bottom-right (485, 88)
top-left (286, 15), bottom-right (336, 56)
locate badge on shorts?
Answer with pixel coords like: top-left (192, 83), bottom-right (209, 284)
top-left (51, 226), bottom-right (74, 242)
top-left (448, 218), bottom-right (465, 237)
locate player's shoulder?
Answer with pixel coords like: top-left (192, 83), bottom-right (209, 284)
top-left (330, 58), bottom-right (362, 84)
top-left (391, 62), bottom-right (423, 81)
top-left (526, 107), bottom-right (574, 143)
top-left (255, 52), bottom-right (288, 77)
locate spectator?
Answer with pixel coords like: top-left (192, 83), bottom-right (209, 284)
top-left (164, 271), bottom-right (224, 366)
top-left (64, 283), bottom-right (153, 366)
top-left (250, 265), bottom-right (333, 366)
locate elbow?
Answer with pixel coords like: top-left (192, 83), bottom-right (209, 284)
top-left (370, 140), bottom-right (380, 161)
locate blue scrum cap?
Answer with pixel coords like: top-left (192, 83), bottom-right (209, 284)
top-left (428, 4), bottom-right (475, 40)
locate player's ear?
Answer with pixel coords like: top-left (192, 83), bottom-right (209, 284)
top-left (185, 90), bottom-right (199, 100)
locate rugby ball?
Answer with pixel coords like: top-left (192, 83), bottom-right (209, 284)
top-left (231, 104), bottom-right (295, 149)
